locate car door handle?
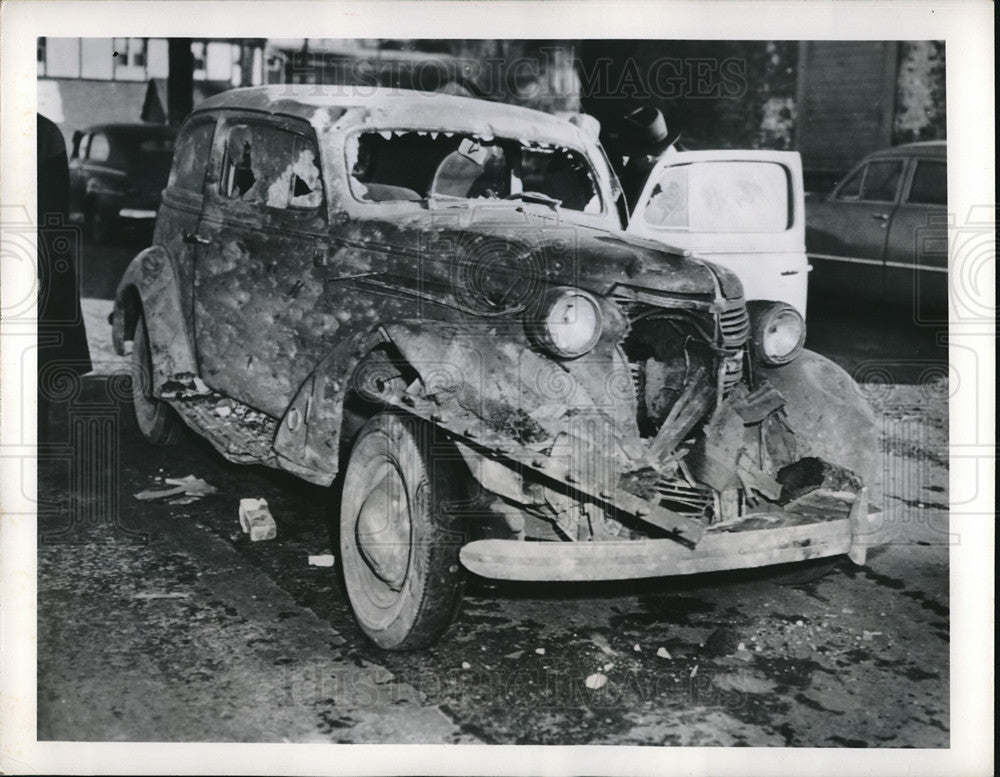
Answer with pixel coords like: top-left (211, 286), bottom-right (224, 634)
top-left (870, 213), bottom-right (889, 222)
top-left (184, 232), bottom-right (211, 245)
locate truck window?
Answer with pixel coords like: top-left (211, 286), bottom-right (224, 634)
top-left (641, 161), bottom-right (790, 233)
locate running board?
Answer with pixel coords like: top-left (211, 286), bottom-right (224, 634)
top-left (167, 389), bottom-right (277, 465)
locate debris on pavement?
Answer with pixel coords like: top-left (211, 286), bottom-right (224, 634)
top-left (132, 592), bottom-right (191, 600)
top-left (633, 644), bottom-right (642, 652)
top-left (590, 633), bottom-right (617, 656)
top-left (713, 672), bottom-right (777, 695)
top-left (535, 647), bottom-right (546, 655)
top-left (657, 647), bottom-right (672, 659)
top-left (133, 475), bottom-right (217, 501)
top-left (690, 664), bottom-right (699, 678)
top-left (461, 661), bottom-right (472, 670)
top-left (239, 498), bottom-right (277, 542)
top-left (585, 672), bottom-right (608, 690)
top-left (863, 630), bottom-right (884, 641)
top-left (307, 554), bottom-right (336, 567)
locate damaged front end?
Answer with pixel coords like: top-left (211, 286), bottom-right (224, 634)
top-left (369, 281), bottom-right (879, 583)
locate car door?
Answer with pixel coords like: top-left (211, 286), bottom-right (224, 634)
top-left (806, 156), bottom-right (905, 296)
top-left (627, 150), bottom-right (809, 315)
top-left (192, 114), bottom-right (328, 417)
top-left (884, 156), bottom-right (947, 308)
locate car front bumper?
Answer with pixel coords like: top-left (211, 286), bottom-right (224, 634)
top-left (459, 489), bottom-right (877, 582)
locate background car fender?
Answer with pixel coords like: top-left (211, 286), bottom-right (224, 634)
top-left (112, 246), bottom-right (198, 392)
top-left (761, 349), bottom-right (883, 505)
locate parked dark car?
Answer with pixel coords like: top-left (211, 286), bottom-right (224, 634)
top-left (69, 123), bottom-right (177, 242)
top-left (113, 86), bottom-right (880, 650)
top-left (806, 141), bottom-right (947, 309)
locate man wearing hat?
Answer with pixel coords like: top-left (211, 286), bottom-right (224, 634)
top-left (618, 104), bottom-right (680, 212)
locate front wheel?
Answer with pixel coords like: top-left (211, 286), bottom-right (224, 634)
top-left (340, 412), bottom-right (467, 650)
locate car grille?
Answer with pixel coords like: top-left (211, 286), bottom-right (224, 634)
top-left (719, 300), bottom-right (750, 350)
top-left (654, 476), bottom-right (715, 517)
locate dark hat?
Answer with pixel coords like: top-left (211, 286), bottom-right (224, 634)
top-left (621, 105), bottom-right (680, 155)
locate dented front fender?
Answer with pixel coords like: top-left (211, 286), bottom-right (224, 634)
top-left (762, 349), bottom-right (882, 505)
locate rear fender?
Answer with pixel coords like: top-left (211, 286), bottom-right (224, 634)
top-left (112, 247), bottom-right (197, 393)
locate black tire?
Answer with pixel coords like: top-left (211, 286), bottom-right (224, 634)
top-left (767, 555), bottom-right (844, 586)
top-left (131, 314), bottom-right (183, 446)
top-left (340, 412), bottom-right (467, 650)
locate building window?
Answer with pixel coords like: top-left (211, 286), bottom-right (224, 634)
top-left (113, 38), bottom-right (147, 80)
top-left (192, 41), bottom-right (207, 80)
top-left (37, 37), bottom-right (46, 76)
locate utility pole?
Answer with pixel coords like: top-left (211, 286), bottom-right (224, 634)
top-left (167, 38), bottom-right (194, 125)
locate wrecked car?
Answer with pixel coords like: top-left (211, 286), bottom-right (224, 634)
top-left (113, 86), bottom-right (881, 650)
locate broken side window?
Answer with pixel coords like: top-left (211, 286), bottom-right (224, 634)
top-left (219, 123), bottom-right (324, 211)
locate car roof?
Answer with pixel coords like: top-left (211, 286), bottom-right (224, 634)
top-left (191, 85), bottom-right (589, 147)
top-left (866, 140), bottom-right (947, 160)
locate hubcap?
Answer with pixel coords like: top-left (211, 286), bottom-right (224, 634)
top-left (356, 466), bottom-right (411, 590)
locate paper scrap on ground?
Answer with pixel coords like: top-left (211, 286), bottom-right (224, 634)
top-left (308, 554), bottom-right (336, 567)
top-left (133, 475), bottom-right (216, 501)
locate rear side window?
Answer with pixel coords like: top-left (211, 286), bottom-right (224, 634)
top-left (220, 123), bottom-right (323, 211)
top-left (168, 121), bottom-right (215, 194)
top-left (907, 160), bottom-right (947, 205)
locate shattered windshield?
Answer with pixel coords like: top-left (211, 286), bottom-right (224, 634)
top-left (345, 130), bottom-right (603, 213)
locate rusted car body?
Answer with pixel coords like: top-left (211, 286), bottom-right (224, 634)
top-left (113, 86), bottom-right (880, 649)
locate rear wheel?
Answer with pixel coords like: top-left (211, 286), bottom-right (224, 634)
top-left (340, 412), bottom-right (467, 650)
top-left (131, 313), bottom-right (182, 446)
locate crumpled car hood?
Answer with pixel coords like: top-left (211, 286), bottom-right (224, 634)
top-left (431, 210), bottom-right (732, 301)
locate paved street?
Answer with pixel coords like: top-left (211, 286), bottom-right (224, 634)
top-left (36, 237), bottom-right (951, 745)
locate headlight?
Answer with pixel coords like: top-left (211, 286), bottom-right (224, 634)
top-left (749, 301), bottom-right (805, 366)
top-left (527, 287), bottom-right (603, 359)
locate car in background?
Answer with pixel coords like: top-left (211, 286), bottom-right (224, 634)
top-left (69, 123), bottom-right (178, 243)
top-left (805, 141), bottom-right (947, 309)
